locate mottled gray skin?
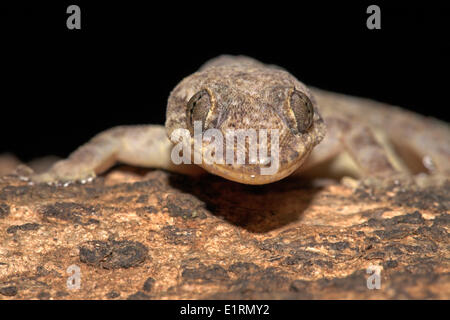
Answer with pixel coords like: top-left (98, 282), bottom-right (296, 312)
top-left (166, 57), bottom-right (325, 184)
top-left (31, 55), bottom-right (450, 185)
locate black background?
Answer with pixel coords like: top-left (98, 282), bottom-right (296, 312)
top-left (1, 1), bottom-right (449, 161)
top-left (1, 300), bottom-right (444, 318)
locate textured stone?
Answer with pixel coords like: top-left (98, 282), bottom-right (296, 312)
top-left (0, 168), bottom-right (448, 299)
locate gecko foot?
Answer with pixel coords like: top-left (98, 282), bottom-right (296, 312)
top-left (29, 160), bottom-right (97, 186)
top-left (31, 172), bottom-right (96, 186)
top-left (357, 172), bottom-right (416, 191)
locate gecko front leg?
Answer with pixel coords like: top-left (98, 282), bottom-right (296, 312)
top-left (31, 125), bottom-right (202, 184)
top-left (342, 123), bottom-right (397, 176)
top-left (296, 115), bottom-right (400, 180)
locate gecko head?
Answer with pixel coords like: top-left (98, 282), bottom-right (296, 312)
top-left (166, 65), bottom-right (326, 184)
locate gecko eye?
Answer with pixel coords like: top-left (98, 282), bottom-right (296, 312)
top-left (289, 89), bottom-right (314, 133)
top-left (187, 89), bottom-right (211, 131)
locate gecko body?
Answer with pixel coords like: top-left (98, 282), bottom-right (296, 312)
top-left (32, 56), bottom-right (450, 185)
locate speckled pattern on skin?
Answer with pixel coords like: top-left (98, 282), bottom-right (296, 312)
top-left (166, 57), bottom-right (325, 184)
top-left (29, 55), bottom-right (450, 185)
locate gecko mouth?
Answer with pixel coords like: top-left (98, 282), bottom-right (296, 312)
top-left (199, 152), bottom-right (310, 185)
top-left (194, 134), bottom-right (312, 184)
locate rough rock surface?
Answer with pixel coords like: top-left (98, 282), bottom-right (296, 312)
top-left (0, 167), bottom-right (448, 300)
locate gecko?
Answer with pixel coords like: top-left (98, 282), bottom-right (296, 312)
top-left (30, 55), bottom-right (450, 185)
